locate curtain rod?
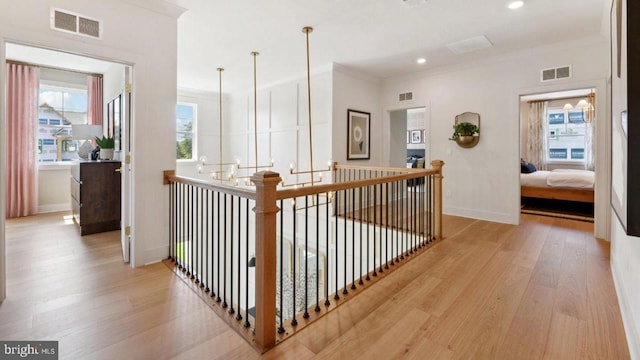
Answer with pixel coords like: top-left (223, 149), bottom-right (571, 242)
top-left (6, 59), bottom-right (103, 78)
top-left (526, 93), bottom-right (595, 104)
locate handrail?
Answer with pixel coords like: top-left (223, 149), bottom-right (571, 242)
top-left (163, 170), bottom-right (256, 200)
top-left (277, 168), bottom-right (437, 200)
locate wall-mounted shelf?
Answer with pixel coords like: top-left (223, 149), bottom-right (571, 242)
top-left (452, 112), bottom-right (480, 148)
top-left (455, 135), bottom-right (480, 148)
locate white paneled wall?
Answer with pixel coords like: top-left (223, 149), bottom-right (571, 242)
top-left (225, 71), bottom-right (333, 184)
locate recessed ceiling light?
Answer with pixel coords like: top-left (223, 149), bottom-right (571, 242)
top-left (507, 1), bottom-right (524, 9)
top-left (417, 58), bottom-right (427, 64)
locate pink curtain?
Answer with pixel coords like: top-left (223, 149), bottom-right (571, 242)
top-left (5, 63), bottom-right (40, 218)
top-left (87, 75), bottom-right (103, 125)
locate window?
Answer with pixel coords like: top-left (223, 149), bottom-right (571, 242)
top-left (38, 84), bottom-right (88, 162)
top-left (547, 108), bottom-right (586, 163)
top-left (176, 103), bottom-right (197, 161)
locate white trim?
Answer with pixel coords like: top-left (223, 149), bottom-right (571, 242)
top-left (38, 203), bottom-right (71, 214)
top-left (514, 78), bottom-right (609, 240)
top-left (38, 162), bottom-right (72, 171)
top-left (0, 40), bottom-right (6, 302)
top-left (611, 260), bottom-right (640, 360)
top-left (444, 206), bottom-right (515, 225)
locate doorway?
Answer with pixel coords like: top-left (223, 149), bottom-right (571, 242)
top-left (3, 42), bottom-right (133, 264)
top-left (388, 107), bottom-right (428, 168)
top-left (519, 88), bottom-right (596, 222)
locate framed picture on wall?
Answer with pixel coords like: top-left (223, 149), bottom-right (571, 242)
top-left (106, 94), bottom-right (122, 151)
top-left (410, 130), bottom-right (422, 144)
top-left (347, 109), bottom-right (371, 160)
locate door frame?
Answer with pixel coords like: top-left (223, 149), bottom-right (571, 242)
top-left (514, 78), bottom-right (610, 239)
top-left (0, 39), bottom-right (136, 301)
top-left (382, 103), bottom-right (430, 167)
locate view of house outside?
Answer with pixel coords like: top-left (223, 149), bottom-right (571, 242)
top-left (37, 85), bottom-right (88, 162)
top-left (547, 109), bottom-right (586, 163)
top-left (176, 103), bottom-right (196, 160)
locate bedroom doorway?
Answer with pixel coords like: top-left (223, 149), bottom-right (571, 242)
top-left (519, 88), bottom-right (596, 222)
top-left (388, 107), bottom-right (428, 168)
top-left (2, 42), bottom-right (134, 264)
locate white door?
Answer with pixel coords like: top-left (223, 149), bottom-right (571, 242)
top-left (121, 66), bottom-right (133, 264)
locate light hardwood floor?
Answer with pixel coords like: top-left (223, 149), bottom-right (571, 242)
top-left (0, 212), bottom-right (630, 359)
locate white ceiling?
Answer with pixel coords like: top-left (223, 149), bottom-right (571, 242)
top-left (3, 0), bottom-right (609, 94)
top-left (176, 0), bottom-right (609, 92)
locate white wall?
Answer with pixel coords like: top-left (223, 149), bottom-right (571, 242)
top-left (38, 167), bottom-right (71, 213)
top-left (226, 69), bottom-right (333, 186)
top-left (332, 65), bottom-right (382, 166)
top-left (0, 0), bottom-right (185, 281)
top-left (381, 36), bottom-right (609, 228)
top-left (389, 110), bottom-right (407, 168)
top-left (611, 214), bottom-right (640, 359)
top-left (609, 0), bottom-right (639, 357)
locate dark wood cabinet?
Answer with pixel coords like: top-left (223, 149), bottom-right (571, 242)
top-left (71, 161), bottom-right (121, 235)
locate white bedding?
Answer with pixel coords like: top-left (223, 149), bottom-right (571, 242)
top-left (521, 169), bottom-right (595, 190)
top-left (520, 170), bottom-right (551, 188)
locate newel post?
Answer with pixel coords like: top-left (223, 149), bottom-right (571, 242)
top-left (250, 170), bottom-right (281, 352)
top-left (431, 160), bottom-right (445, 240)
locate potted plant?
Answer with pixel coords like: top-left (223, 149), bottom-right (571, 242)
top-left (449, 122), bottom-right (479, 141)
top-left (95, 135), bottom-right (115, 160)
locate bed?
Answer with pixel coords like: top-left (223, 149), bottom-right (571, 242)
top-left (520, 169), bottom-right (595, 203)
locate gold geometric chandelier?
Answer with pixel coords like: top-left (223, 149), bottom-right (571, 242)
top-left (283, 26), bottom-right (331, 189)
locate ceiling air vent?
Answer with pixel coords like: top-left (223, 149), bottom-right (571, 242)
top-left (399, 92), bottom-right (413, 102)
top-left (51, 8), bottom-right (102, 39)
top-left (541, 65), bottom-right (571, 82)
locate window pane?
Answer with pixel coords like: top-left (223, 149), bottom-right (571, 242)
top-left (548, 112), bottom-right (564, 125)
top-left (568, 110), bottom-right (585, 124)
top-left (548, 135), bottom-right (585, 162)
top-left (549, 148), bottom-right (567, 159)
top-left (176, 103), bottom-right (196, 160)
top-left (176, 132), bottom-right (192, 160)
top-left (176, 104), bottom-right (194, 132)
top-left (571, 148), bottom-right (584, 159)
top-left (37, 85), bottom-right (88, 163)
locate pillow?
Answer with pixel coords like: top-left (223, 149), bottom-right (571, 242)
top-left (521, 162), bottom-right (537, 173)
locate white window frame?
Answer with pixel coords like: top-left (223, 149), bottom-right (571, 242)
top-left (176, 102), bottom-right (197, 162)
top-left (37, 81), bottom-right (88, 165)
top-left (546, 108), bottom-right (586, 165)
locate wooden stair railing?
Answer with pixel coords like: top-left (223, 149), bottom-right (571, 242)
top-left (163, 160), bottom-right (444, 353)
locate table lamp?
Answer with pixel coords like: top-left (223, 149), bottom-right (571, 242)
top-left (72, 124), bottom-right (103, 159)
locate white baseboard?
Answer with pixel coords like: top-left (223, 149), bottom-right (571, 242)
top-left (140, 244), bottom-right (169, 268)
top-left (612, 260), bottom-right (640, 360)
top-left (443, 206), bottom-right (516, 225)
top-left (37, 203), bottom-right (71, 214)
